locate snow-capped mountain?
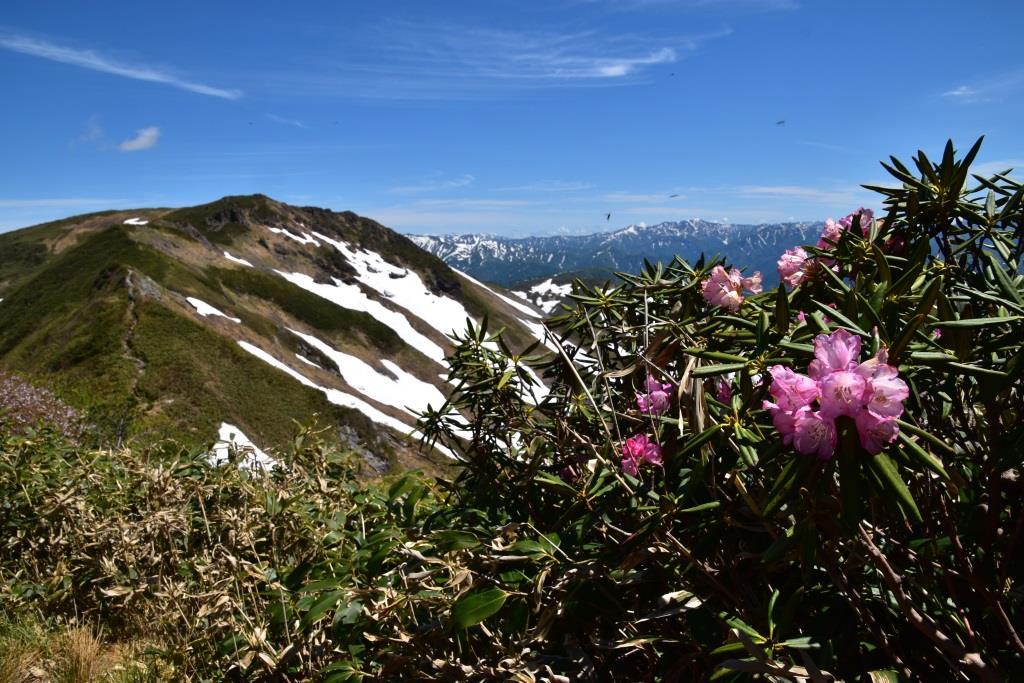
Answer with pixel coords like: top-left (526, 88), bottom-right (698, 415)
top-left (410, 219), bottom-right (824, 287)
top-left (0, 196), bottom-right (543, 469)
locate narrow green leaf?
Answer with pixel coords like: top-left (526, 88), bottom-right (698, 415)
top-left (868, 453), bottom-right (922, 523)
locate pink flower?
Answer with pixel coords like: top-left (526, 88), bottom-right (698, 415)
top-left (797, 310), bottom-right (807, 323)
top-left (765, 330), bottom-right (908, 458)
top-left (818, 370), bottom-right (868, 418)
top-left (839, 208), bottom-right (874, 236)
top-left (701, 265), bottom-right (762, 312)
top-left (620, 434), bottom-right (663, 475)
top-left (808, 329), bottom-right (862, 380)
top-left (763, 400), bottom-right (805, 445)
top-left (817, 219), bottom-right (844, 249)
top-left (767, 365), bottom-right (819, 411)
top-left (777, 247), bottom-right (813, 287)
top-left (862, 366), bottom-right (909, 418)
top-left (636, 375), bottom-right (674, 415)
top-left (792, 410), bottom-right (837, 459)
top-left (855, 411), bottom-right (899, 454)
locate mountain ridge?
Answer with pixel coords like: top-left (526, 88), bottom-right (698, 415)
top-left (409, 218), bottom-right (824, 287)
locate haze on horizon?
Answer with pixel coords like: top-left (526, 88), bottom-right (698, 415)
top-left (2, 0), bottom-right (1023, 236)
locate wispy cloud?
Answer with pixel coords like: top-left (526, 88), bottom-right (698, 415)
top-left (0, 33), bottom-right (242, 99)
top-left (738, 184), bottom-right (869, 205)
top-left (570, 0), bottom-right (797, 12)
top-left (266, 113), bottom-right (307, 128)
top-left (415, 198), bottom-right (534, 208)
top-left (0, 197), bottom-right (129, 208)
top-left (75, 116), bottom-right (104, 144)
top-left (797, 140), bottom-right (857, 155)
top-left (495, 180), bottom-right (592, 192)
top-left (274, 22), bottom-right (730, 99)
top-left (389, 174), bottom-right (475, 194)
top-left (971, 159), bottom-right (1023, 179)
top-left (606, 191), bottom-right (684, 202)
top-left (942, 68), bottom-right (1024, 103)
top-left (118, 126), bottom-right (160, 152)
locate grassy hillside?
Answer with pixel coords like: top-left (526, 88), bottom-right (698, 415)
top-left (0, 195), bottom-right (545, 467)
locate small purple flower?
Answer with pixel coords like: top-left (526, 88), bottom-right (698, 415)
top-left (636, 374), bottom-right (674, 415)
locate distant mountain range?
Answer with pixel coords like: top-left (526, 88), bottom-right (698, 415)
top-left (0, 196), bottom-right (544, 470)
top-left (409, 219), bottom-right (824, 287)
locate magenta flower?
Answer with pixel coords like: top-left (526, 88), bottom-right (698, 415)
top-left (818, 370), bottom-right (868, 418)
top-left (777, 246), bottom-right (813, 288)
top-left (701, 265), bottom-right (762, 312)
top-left (620, 434), bottom-right (663, 475)
top-left (767, 365), bottom-right (819, 411)
top-left (855, 410), bottom-right (900, 454)
top-left (715, 377), bottom-right (733, 404)
top-left (793, 410), bottom-right (837, 459)
top-left (636, 375), bottom-right (674, 415)
top-left (808, 328), bottom-right (862, 380)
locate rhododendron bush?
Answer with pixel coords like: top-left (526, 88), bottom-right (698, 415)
top-left (416, 139), bottom-right (1024, 680)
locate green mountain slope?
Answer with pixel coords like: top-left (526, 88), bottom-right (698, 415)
top-left (0, 196), bottom-right (545, 469)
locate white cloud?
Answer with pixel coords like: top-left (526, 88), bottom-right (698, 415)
top-left (971, 160), bottom-right (1023, 179)
top-left (942, 68), bottom-right (1024, 103)
top-left (738, 184), bottom-right (870, 205)
top-left (0, 197), bottom-right (129, 208)
top-left (606, 191), bottom-right (683, 202)
top-left (271, 23), bottom-right (731, 99)
top-left (266, 113), bottom-right (307, 128)
top-left (495, 180), bottom-right (592, 192)
top-left (0, 34), bottom-right (242, 99)
top-left (390, 174), bottom-right (475, 193)
top-left (118, 126), bottom-right (160, 152)
top-left (76, 116), bottom-right (103, 144)
top-left (943, 85), bottom-right (976, 98)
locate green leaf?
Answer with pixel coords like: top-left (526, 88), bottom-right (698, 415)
top-left (934, 315), bottom-right (1020, 328)
top-left (868, 453), bottom-right (922, 523)
top-left (896, 430), bottom-right (949, 480)
top-left (303, 590), bottom-right (343, 629)
top-left (775, 285), bottom-right (790, 334)
top-left (451, 587), bottom-right (508, 629)
top-left (691, 362), bottom-right (746, 378)
top-left (533, 470), bottom-right (577, 496)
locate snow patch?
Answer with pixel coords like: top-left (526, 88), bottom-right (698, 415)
top-left (312, 231), bottom-right (474, 343)
top-left (288, 328), bottom-right (449, 418)
top-left (237, 340), bottom-right (454, 456)
top-left (123, 217), bottom-right (149, 226)
top-left (211, 422), bottom-right (275, 470)
top-left (275, 270), bottom-right (447, 363)
top-left (294, 356), bottom-right (321, 370)
top-left (186, 297), bottom-right (241, 323)
top-left (267, 226), bottom-right (320, 246)
top-left (454, 269), bottom-right (541, 319)
top-left (224, 251), bottom-right (254, 267)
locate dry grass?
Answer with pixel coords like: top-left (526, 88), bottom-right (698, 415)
top-left (0, 622), bottom-right (166, 683)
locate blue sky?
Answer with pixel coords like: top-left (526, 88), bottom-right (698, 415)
top-left (2, 0), bottom-right (1023, 235)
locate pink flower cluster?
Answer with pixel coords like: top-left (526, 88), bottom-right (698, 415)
top-left (777, 208), bottom-right (874, 288)
top-left (636, 374), bottom-right (674, 415)
top-left (763, 329), bottom-right (908, 458)
top-left (620, 433), bottom-right (663, 476)
top-left (701, 265), bottom-right (763, 312)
